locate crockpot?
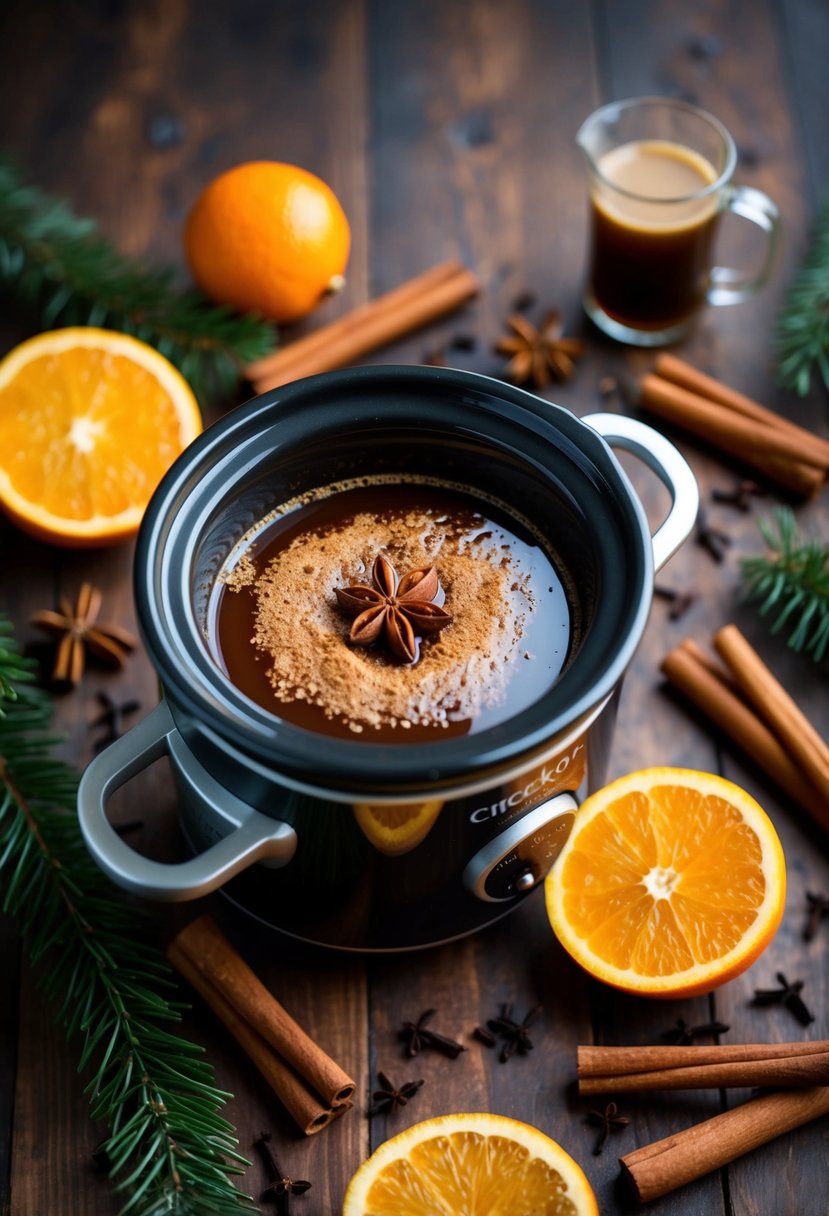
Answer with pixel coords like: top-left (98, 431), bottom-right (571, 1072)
top-left (78, 366), bottom-right (698, 951)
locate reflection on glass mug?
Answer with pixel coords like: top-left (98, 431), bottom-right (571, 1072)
top-left (576, 96), bottom-right (781, 346)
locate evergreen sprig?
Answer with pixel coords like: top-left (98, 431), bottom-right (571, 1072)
top-left (0, 621), bottom-right (258, 1215)
top-left (776, 199), bottom-right (829, 396)
top-left (740, 507), bottom-right (829, 662)
top-left (0, 160), bottom-right (276, 403)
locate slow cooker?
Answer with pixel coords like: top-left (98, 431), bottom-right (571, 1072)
top-left (78, 366), bottom-right (698, 951)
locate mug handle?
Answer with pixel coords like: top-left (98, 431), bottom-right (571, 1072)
top-left (77, 700), bottom-right (297, 901)
top-left (707, 185), bottom-right (781, 306)
top-left (583, 413), bottom-right (699, 572)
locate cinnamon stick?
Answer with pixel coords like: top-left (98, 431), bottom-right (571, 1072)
top-left (654, 353), bottom-right (829, 466)
top-left (620, 1087), bottom-right (829, 1203)
top-left (245, 260), bottom-right (480, 392)
top-left (714, 624), bottom-right (829, 805)
top-left (578, 1041), bottom-right (829, 1093)
top-left (168, 916), bottom-right (355, 1132)
top-left (660, 640), bottom-right (829, 833)
top-left (167, 941), bottom-right (338, 1134)
top-left (580, 1039), bottom-right (829, 1076)
top-left (640, 374), bottom-right (826, 497)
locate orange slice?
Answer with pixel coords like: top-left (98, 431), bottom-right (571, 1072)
top-left (352, 799), bottom-right (443, 856)
top-left (342, 1113), bottom-right (598, 1216)
top-left (545, 768), bottom-right (785, 997)
top-left (0, 327), bottom-right (202, 546)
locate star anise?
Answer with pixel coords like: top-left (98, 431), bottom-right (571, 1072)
top-left (335, 553), bottom-right (452, 664)
top-left (31, 583), bottom-right (137, 688)
top-left (495, 310), bottom-right (586, 388)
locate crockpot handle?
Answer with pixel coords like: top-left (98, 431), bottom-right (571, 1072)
top-left (582, 412), bottom-right (699, 572)
top-left (77, 701), bottom-right (297, 901)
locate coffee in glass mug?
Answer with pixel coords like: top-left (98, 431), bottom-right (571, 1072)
top-left (577, 97), bottom-right (780, 345)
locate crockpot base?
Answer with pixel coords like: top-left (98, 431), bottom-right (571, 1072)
top-left (215, 863), bottom-right (533, 953)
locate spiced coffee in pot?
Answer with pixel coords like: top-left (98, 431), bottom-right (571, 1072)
top-left (209, 476), bottom-right (577, 743)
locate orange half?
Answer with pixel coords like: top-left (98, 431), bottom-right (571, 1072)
top-left (0, 327), bottom-right (202, 546)
top-left (545, 768), bottom-right (786, 997)
top-left (342, 1113), bottom-right (599, 1216)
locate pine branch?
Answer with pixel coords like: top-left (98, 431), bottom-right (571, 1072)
top-left (776, 199), bottom-right (829, 396)
top-left (0, 160), bottom-right (277, 404)
top-left (739, 507), bottom-right (829, 662)
top-left (0, 620), bottom-right (258, 1215)
top-left (0, 617), bottom-right (32, 712)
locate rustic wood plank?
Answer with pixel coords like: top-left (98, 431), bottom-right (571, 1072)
top-left (0, 0), bottom-right (372, 1212)
top-left (0, 1), bottom-right (826, 1213)
top-left (780, 0), bottom-right (829, 204)
top-left (0, 917), bottom-right (18, 1216)
top-left (365, 0), bottom-right (598, 378)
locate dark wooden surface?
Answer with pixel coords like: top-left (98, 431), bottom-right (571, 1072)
top-left (1, 1), bottom-right (828, 1213)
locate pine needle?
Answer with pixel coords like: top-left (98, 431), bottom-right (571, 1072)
top-left (776, 199), bottom-right (829, 396)
top-left (0, 619), bottom-right (258, 1215)
top-left (740, 507), bottom-right (829, 661)
top-left (0, 159), bottom-right (277, 405)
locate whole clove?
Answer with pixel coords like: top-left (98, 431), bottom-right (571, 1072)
top-left (254, 1134), bottom-right (311, 1212)
top-left (752, 973), bottom-right (815, 1026)
top-left (400, 1009), bottom-right (466, 1059)
top-left (585, 1101), bottom-right (630, 1155)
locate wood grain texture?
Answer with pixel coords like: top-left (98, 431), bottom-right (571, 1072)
top-left (0, 0), bottom-right (827, 1213)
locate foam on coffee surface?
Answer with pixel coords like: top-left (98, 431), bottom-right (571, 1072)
top-left (227, 504), bottom-right (533, 734)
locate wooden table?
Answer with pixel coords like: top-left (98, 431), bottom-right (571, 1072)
top-left (1, 1), bottom-right (827, 1213)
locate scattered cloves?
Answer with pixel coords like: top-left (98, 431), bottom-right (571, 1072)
top-left (369, 1071), bottom-right (424, 1117)
top-left (585, 1102), bottom-right (630, 1155)
top-left (254, 1134), bottom-right (311, 1212)
top-left (711, 479), bottom-right (764, 512)
top-left (659, 1017), bottom-right (730, 1045)
top-left (400, 1009), bottom-right (466, 1059)
top-left (751, 973), bottom-right (815, 1026)
top-left (695, 509), bottom-right (732, 563)
top-left (653, 584), bottom-right (697, 621)
top-left (92, 691), bottom-right (142, 750)
top-left (472, 1024), bottom-right (497, 1048)
top-left (486, 1003), bottom-right (542, 1062)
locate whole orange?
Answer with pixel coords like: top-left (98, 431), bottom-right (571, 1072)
top-left (183, 162), bottom-right (350, 324)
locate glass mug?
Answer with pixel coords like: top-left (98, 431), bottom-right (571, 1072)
top-left (576, 96), bottom-right (780, 346)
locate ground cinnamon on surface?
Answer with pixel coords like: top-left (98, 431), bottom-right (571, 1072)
top-left (242, 505), bottom-right (533, 734)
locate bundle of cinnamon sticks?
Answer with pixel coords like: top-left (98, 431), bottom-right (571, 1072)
top-left (167, 915), bottom-right (355, 1134)
top-left (578, 1040), bottom-right (829, 1094)
top-left (245, 260), bottom-right (479, 392)
top-left (578, 1042), bottom-right (829, 1202)
top-left (640, 353), bottom-right (829, 498)
top-left (661, 624), bottom-right (829, 836)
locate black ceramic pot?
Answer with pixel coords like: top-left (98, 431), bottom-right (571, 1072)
top-left (78, 366), bottom-right (698, 951)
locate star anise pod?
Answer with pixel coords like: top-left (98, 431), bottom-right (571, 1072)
top-left (31, 583), bottom-right (137, 688)
top-left (335, 553), bottom-right (452, 664)
top-left (495, 310), bottom-right (586, 388)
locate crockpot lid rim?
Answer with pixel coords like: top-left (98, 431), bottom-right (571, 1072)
top-left (134, 365), bottom-right (653, 786)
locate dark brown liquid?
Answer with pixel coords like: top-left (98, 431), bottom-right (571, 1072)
top-left (209, 480), bottom-right (574, 742)
top-left (589, 139), bottom-right (720, 330)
